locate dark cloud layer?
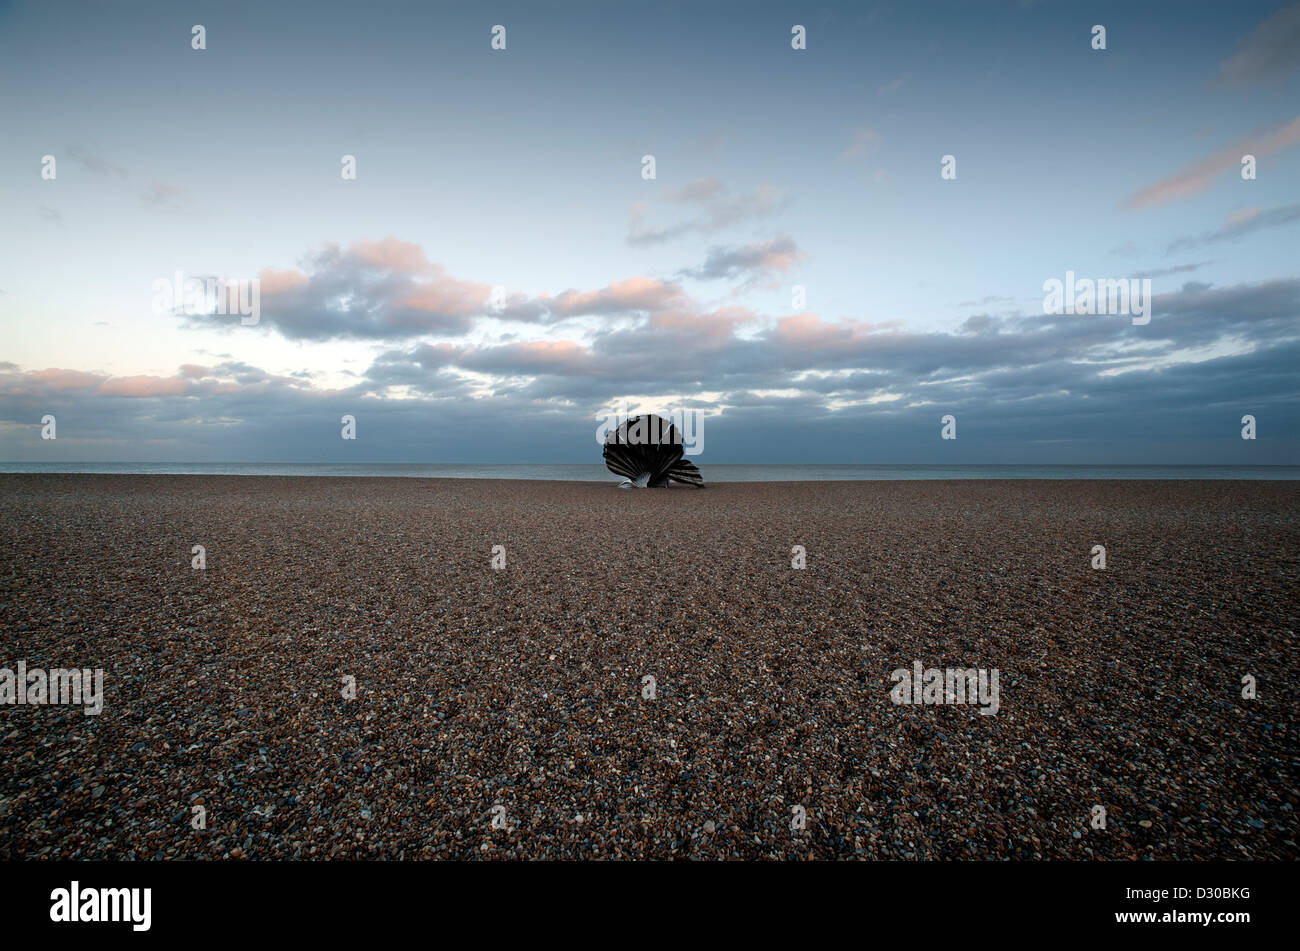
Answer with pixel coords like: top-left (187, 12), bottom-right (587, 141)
top-left (680, 235), bottom-right (803, 285)
top-left (1167, 204), bottom-right (1300, 251)
top-left (1215, 2), bottom-right (1300, 86)
top-left (5, 280), bottom-right (1296, 464)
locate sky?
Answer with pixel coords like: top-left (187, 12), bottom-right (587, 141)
top-left (1, 0), bottom-right (1297, 464)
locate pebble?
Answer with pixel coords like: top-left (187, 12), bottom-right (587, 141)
top-left (0, 475), bottom-right (1294, 860)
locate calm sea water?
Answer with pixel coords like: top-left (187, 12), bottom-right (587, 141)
top-left (1, 463), bottom-right (1296, 481)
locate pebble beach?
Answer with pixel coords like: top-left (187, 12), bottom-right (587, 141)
top-left (1, 474), bottom-right (1296, 860)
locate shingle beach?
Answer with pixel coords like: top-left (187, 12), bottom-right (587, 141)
top-left (1, 475), bottom-right (1296, 860)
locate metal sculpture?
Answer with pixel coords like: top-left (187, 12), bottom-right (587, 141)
top-left (602, 414), bottom-right (704, 487)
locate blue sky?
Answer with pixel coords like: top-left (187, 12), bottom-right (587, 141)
top-left (1, 0), bottom-right (1297, 463)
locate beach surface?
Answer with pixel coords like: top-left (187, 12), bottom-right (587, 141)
top-left (1, 475), bottom-right (1296, 860)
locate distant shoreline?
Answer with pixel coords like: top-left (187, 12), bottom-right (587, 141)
top-left (2, 463), bottom-right (1297, 481)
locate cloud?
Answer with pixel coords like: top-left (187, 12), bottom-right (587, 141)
top-left (23, 369), bottom-right (103, 391)
top-left (257, 268), bottom-right (309, 296)
top-left (839, 126), bottom-right (881, 161)
top-left (6, 280), bottom-right (1298, 463)
top-left (665, 178), bottom-right (725, 203)
top-left (239, 238), bottom-right (493, 341)
top-left (627, 183), bottom-right (788, 245)
top-left (194, 239), bottom-right (697, 342)
top-left (349, 236), bottom-right (436, 273)
top-left (167, 229), bottom-right (1300, 424)
top-left (65, 147), bottom-right (128, 178)
top-left (1129, 262), bottom-right (1210, 279)
top-left (368, 280), bottom-right (1300, 412)
top-left (141, 182), bottom-right (186, 207)
top-left (0, 364), bottom-right (316, 404)
top-left (648, 305), bottom-right (758, 338)
top-left (1215, 2), bottom-right (1300, 86)
top-left (691, 127), bottom-right (734, 155)
top-left (680, 235), bottom-right (804, 285)
top-left (877, 78), bottom-right (905, 96)
top-left (550, 277), bottom-right (685, 316)
top-left (1122, 115), bottom-right (1300, 209)
top-left (96, 375), bottom-right (187, 397)
top-left (957, 294), bottom-right (1015, 308)
top-left (461, 339), bottom-right (594, 377)
top-left (1166, 203), bottom-right (1300, 251)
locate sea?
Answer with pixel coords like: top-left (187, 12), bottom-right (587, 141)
top-left (1, 463), bottom-right (1296, 481)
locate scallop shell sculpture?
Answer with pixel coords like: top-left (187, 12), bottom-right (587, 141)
top-left (602, 414), bottom-right (704, 488)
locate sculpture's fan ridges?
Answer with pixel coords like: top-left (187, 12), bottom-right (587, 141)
top-left (664, 458), bottom-right (703, 487)
top-left (601, 414), bottom-right (704, 487)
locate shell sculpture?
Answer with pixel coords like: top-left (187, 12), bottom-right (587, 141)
top-left (602, 414), bottom-right (704, 488)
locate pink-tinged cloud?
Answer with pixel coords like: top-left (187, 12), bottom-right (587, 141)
top-left (551, 277), bottom-right (684, 316)
top-left (650, 306), bottom-right (758, 337)
top-left (685, 235), bottom-right (804, 283)
top-left (751, 241), bottom-right (801, 273)
top-left (399, 270), bottom-right (493, 316)
top-left (463, 340), bottom-right (592, 375)
top-left (0, 368), bottom-right (193, 398)
top-left (28, 368), bottom-right (104, 390)
top-left (666, 177), bottom-right (725, 203)
top-left (97, 376), bottom-right (188, 397)
top-left (349, 237), bottom-right (434, 275)
top-left (257, 267), bottom-right (309, 296)
top-left (231, 239), bottom-right (494, 340)
top-left (775, 313), bottom-right (896, 348)
top-left (178, 364), bottom-right (212, 379)
top-left (1122, 115), bottom-right (1300, 209)
top-left (141, 182), bottom-right (185, 206)
top-left (1226, 206), bottom-right (1263, 227)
